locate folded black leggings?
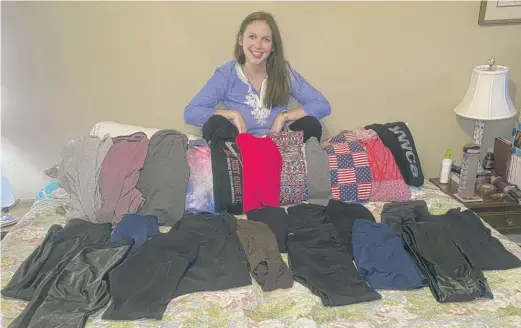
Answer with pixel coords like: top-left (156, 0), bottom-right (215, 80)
top-left (247, 206), bottom-right (290, 253)
top-left (1, 219), bottom-right (112, 302)
top-left (382, 201), bottom-right (521, 271)
top-left (402, 221), bottom-right (493, 303)
top-left (287, 201), bottom-right (376, 257)
top-left (102, 232), bottom-right (199, 321)
top-left (420, 209), bottom-right (521, 271)
top-left (287, 223), bottom-right (381, 307)
top-left (324, 200), bottom-right (376, 256)
top-left (171, 212), bottom-right (252, 298)
top-left (8, 240), bottom-right (132, 328)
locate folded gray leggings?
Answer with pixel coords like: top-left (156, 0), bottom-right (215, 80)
top-left (136, 130), bottom-right (190, 226)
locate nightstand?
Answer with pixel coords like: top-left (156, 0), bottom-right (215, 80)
top-left (1, 222), bottom-right (17, 240)
top-left (1, 199), bottom-right (32, 241)
top-left (430, 178), bottom-right (521, 235)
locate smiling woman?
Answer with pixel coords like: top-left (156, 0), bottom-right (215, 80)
top-left (184, 11), bottom-right (331, 142)
top-left (234, 13), bottom-right (288, 113)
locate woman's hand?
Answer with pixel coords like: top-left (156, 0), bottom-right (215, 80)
top-left (231, 111), bottom-right (247, 134)
top-left (270, 113), bottom-right (287, 134)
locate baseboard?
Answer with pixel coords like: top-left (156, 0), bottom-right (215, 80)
top-left (17, 199), bottom-right (36, 207)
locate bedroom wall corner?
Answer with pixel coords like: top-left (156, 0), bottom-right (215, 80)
top-left (1, 140), bottom-right (52, 200)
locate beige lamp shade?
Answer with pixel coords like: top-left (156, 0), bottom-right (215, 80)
top-left (454, 63), bottom-right (517, 121)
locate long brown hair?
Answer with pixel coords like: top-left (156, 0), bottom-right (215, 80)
top-left (234, 11), bottom-right (291, 109)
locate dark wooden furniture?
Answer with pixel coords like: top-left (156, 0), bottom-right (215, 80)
top-left (1, 231), bottom-right (9, 240)
top-left (1, 223), bottom-right (17, 240)
top-left (430, 178), bottom-right (521, 235)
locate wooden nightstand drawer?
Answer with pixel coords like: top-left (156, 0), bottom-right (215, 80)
top-left (475, 210), bottom-right (521, 233)
top-left (429, 178), bottom-right (521, 235)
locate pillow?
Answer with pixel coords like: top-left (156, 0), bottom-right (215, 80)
top-left (89, 121), bottom-right (200, 141)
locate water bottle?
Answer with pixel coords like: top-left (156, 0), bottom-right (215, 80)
top-left (439, 149), bottom-right (453, 184)
top-left (457, 143), bottom-right (481, 199)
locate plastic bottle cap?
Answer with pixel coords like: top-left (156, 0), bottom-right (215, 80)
top-left (444, 149), bottom-right (452, 159)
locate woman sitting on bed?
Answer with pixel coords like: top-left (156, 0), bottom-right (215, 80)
top-left (183, 11), bottom-right (332, 142)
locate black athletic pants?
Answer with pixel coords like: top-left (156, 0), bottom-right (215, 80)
top-left (401, 221), bottom-right (493, 303)
top-left (287, 200), bottom-right (376, 257)
top-left (287, 221), bottom-right (381, 307)
top-left (203, 114), bottom-right (322, 144)
top-left (247, 206), bottom-right (291, 253)
top-left (102, 232), bottom-right (199, 321)
top-left (2, 219), bottom-right (112, 301)
top-left (9, 240), bottom-right (132, 328)
top-left (171, 212), bottom-right (252, 297)
top-left (420, 209), bottom-right (521, 270)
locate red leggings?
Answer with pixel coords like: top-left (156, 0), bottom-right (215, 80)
top-left (236, 133), bottom-right (282, 213)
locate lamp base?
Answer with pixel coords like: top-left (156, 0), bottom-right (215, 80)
top-left (473, 120), bottom-right (485, 147)
top-left (472, 120), bottom-right (485, 175)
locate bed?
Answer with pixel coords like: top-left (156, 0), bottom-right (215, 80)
top-left (2, 123), bottom-right (521, 328)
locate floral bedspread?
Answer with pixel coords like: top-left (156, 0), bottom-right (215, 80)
top-left (2, 180), bottom-right (521, 328)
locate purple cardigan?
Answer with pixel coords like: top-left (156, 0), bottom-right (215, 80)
top-left (184, 60), bottom-right (331, 136)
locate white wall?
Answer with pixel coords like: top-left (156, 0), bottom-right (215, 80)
top-left (1, 140), bottom-right (53, 200)
top-left (2, 2), bottom-right (520, 200)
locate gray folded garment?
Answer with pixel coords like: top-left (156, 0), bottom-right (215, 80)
top-left (305, 137), bottom-right (331, 206)
top-left (136, 129), bottom-right (190, 226)
top-left (58, 135), bottom-right (113, 222)
top-left (236, 219), bottom-right (293, 292)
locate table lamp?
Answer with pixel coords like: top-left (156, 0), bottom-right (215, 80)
top-left (454, 58), bottom-right (517, 147)
top-left (453, 58), bottom-right (518, 199)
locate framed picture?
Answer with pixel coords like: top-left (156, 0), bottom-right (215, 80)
top-left (478, 0), bottom-right (521, 25)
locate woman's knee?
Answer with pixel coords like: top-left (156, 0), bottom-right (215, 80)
top-left (289, 116), bottom-right (322, 142)
top-left (202, 115), bottom-right (238, 142)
